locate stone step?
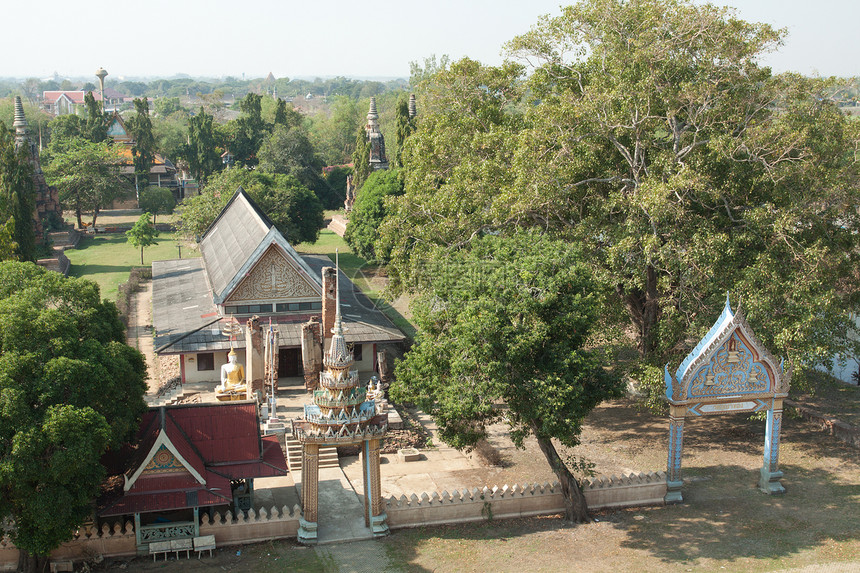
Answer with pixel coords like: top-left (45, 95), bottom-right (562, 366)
top-left (285, 440), bottom-right (339, 473)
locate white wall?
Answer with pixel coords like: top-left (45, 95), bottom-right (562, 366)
top-left (182, 349), bottom-right (247, 384)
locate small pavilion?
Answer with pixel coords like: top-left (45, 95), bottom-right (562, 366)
top-left (98, 402), bottom-right (287, 551)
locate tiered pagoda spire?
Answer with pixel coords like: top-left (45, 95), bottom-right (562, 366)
top-left (292, 252), bottom-right (388, 443)
top-left (365, 97), bottom-right (389, 171)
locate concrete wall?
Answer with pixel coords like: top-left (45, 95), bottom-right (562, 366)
top-left (385, 472), bottom-right (667, 529)
top-left (0, 473), bottom-right (665, 569)
top-left (198, 505), bottom-right (301, 547)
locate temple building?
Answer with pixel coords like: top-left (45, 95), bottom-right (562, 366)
top-left (152, 187), bottom-right (404, 386)
top-left (365, 97), bottom-right (388, 171)
top-left (98, 401), bottom-right (287, 551)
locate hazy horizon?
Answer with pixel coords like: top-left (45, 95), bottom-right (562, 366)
top-left (3, 1), bottom-right (857, 81)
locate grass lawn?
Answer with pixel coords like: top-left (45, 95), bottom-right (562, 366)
top-left (296, 230), bottom-right (415, 338)
top-left (65, 231), bottom-right (197, 301)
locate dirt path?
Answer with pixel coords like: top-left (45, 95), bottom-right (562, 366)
top-left (126, 278), bottom-right (158, 397)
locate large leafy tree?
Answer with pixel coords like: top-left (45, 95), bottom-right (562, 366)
top-left (384, 1), bottom-right (860, 384)
top-left (258, 124), bottom-right (335, 208)
top-left (138, 186), bottom-right (175, 225)
top-left (176, 169), bottom-right (323, 244)
top-left (82, 92), bottom-right (107, 143)
top-left (392, 232), bottom-right (619, 522)
top-left (232, 93), bottom-right (267, 167)
top-left (344, 169), bottom-right (403, 262)
top-left (0, 262), bottom-right (147, 572)
top-left (44, 137), bottom-right (131, 229)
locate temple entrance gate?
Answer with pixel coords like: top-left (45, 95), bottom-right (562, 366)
top-left (663, 297), bottom-right (790, 503)
top-left (291, 255), bottom-right (389, 542)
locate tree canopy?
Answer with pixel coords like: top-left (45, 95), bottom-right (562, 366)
top-left (391, 232), bottom-right (619, 522)
top-left (383, 0), bottom-right (860, 391)
top-left (0, 124), bottom-right (35, 262)
top-left (44, 137), bottom-right (131, 229)
top-left (138, 186), bottom-right (175, 225)
top-left (344, 169), bottom-right (403, 262)
top-left (176, 169), bottom-right (323, 244)
top-left (126, 213), bottom-right (159, 264)
top-left (0, 262), bottom-right (147, 568)
top-left (126, 98), bottom-right (156, 192)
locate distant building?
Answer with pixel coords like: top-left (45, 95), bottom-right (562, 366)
top-left (42, 88), bottom-right (127, 116)
top-left (106, 113), bottom-right (182, 197)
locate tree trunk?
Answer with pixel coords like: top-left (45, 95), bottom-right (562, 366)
top-left (617, 264), bottom-right (661, 360)
top-left (530, 421), bottom-right (589, 523)
top-left (18, 551), bottom-right (46, 573)
top-left (75, 208), bottom-right (83, 230)
top-left (91, 206), bottom-right (100, 229)
top-left (140, 246), bottom-right (144, 265)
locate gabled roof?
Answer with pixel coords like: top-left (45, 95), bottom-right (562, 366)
top-left (107, 112), bottom-right (131, 141)
top-left (664, 294), bottom-right (788, 403)
top-left (200, 187), bottom-right (321, 304)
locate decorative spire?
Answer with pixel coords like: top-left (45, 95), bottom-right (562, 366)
top-left (13, 96), bottom-right (29, 150)
top-left (324, 249), bottom-right (353, 369)
top-left (365, 97), bottom-right (389, 170)
top-left (408, 94), bottom-right (417, 119)
top-left (367, 97), bottom-right (379, 124)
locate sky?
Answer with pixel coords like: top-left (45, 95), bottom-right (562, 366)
top-left (2, 0), bottom-right (857, 81)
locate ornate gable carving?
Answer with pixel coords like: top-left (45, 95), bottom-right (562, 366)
top-left (227, 246), bottom-right (318, 303)
top-left (142, 444), bottom-right (187, 475)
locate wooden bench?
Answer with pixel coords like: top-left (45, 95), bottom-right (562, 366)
top-left (148, 540), bottom-right (171, 561)
top-left (193, 534), bottom-right (216, 558)
top-left (170, 538), bottom-right (193, 559)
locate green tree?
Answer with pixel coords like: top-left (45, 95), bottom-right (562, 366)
top-left (233, 93), bottom-right (266, 166)
top-left (83, 92), bottom-right (107, 143)
top-left (344, 169), bottom-right (403, 262)
top-left (126, 213), bottom-right (159, 264)
top-left (392, 232), bottom-right (619, 523)
top-left (186, 108), bottom-right (221, 182)
top-left (384, 2), bottom-right (860, 390)
top-left (350, 126), bottom-right (372, 190)
top-left (138, 186), bottom-right (175, 225)
top-left (0, 124), bottom-right (36, 262)
top-left (177, 169), bottom-right (323, 243)
top-left (393, 95), bottom-right (416, 168)
top-left (0, 262), bottom-right (147, 572)
top-left (126, 98), bottom-right (156, 194)
top-left (309, 95), bottom-right (362, 165)
top-left (44, 137), bottom-right (131, 229)
top-left (257, 124), bottom-right (335, 208)
top-left (153, 97), bottom-right (182, 117)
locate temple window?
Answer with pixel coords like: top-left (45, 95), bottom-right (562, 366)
top-left (197, 352), bottom-right (214, 371)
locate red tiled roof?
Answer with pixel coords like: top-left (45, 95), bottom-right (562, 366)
top-left (209, 435), bottom-right (288, 479)
top-left (100, 402), bottom-right (286, 518)
top-left (169, 403), bottom-right (260, 463)
top-left (100, 471), bottom-right (232, 517)
top-left (43, 90), bottom-right (97, 104)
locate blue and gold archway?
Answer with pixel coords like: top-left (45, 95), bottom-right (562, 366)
top-left (664, 295), bottom-right (791, 502)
